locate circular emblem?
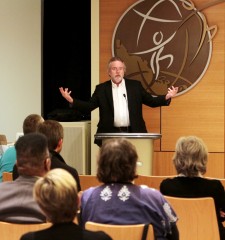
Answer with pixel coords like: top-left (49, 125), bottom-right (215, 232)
top-left (112, 0), bottom-right (213, 96)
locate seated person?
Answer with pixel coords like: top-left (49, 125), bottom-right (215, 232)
top-left (20, 168), bottom-right (112, 240)
top-left (160, 136), bottom-right (225, 240)
top-left (80, 138), bottom-right (179, 240)
top-left (13, 120), bottom-right (81, 191)
top-left (0, 133), bottom-right (50, 223)
top-left (0, 114), bottom-right (44, 182)
top-left (0, 146), bottom-right (16, 181)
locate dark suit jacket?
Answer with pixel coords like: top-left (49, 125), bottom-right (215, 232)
top-left (20, 222), bottom-right (112, 240)
top-left (72, 79), bottom-right (170, 143)
top-left (48, 150), bottom-right (81, 191)
top-left (160, 176), bottom-right (225, 239)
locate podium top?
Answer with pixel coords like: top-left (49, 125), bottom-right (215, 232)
top-left (94, 133), bottom-right (161, 140)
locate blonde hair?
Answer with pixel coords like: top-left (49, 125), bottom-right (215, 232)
top-left (34, 168), bottom-right (78, 224)
top-left (173, 136), bottom-right (208, 177)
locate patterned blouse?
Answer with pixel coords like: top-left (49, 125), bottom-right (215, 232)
top-left (80, 183), bottom-right (178, 240)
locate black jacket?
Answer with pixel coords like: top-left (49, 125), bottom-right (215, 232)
top-left (13, 150), bottom-right (81, 192)
top-left (20, 222), bottom-right (112, 240)
top-left (72, 79), bottom-right (170, 144)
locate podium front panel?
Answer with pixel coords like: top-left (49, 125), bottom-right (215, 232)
top-left (95, 133), bottom-right (161, 175)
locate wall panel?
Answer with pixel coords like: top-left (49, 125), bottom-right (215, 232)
top-left (153, 152), bottom-right (224, 178)
top-left (99, 0), bottom-right (225, 177)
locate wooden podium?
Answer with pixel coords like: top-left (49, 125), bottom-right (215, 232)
top-left (94, 133), bottom-right (161, 175)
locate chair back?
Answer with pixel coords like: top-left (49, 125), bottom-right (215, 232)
top-left (79, 174), bottom-right (101, 191)
top-left (164, 196), bottom-right (220, 240)
top-left (0, 134), bottom-right (7, 145)
top-left (0, 221), bottom-right (51, 240)
top-left (0, 134), bottom-right (7, 157)
top-left (85, 221), bottom-right (154, 240)
top-left (135, 175), bottom-right (175, 190)
top-left (2, 172), bottom-right (13, 182)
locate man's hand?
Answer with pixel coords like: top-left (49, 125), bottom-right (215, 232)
top-left (166, 86), bottom-right (178, 100)
top-left (59, 87), bottom-right (74, 104)
top-left (220, 210), bottom-right (225, 218)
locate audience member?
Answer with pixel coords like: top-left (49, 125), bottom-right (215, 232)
top-left (20, 168), bottom-right (112, 240)
top-left (0, 133), bottom-right (50, 223)
top-left (0, 114), bottom-right (44, 182)
top-left (13, 120), bottom-right (81, 191)
top-left (160, 136), bottom-right (225, 240)
top-left (80, 138), bottom-right (179, 240)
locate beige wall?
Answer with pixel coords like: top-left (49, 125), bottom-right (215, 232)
top-left (0, 0), bottom-right (42, 142)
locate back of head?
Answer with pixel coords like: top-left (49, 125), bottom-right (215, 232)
top-left (34, 168), bottom-right (78, 224)
top-left (97, 138), bottom-right (138, 183)
top-left (37, 120), bottom-right (63, 151)
top-left (15, 132), bottom-right (50, 176)
top-left (23, 114), bottom-right (44, 135)
top-left (173, 136), bottom-right (208, 177)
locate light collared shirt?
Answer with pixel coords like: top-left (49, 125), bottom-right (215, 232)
top-left (111, 79), bottom-right (130, 127)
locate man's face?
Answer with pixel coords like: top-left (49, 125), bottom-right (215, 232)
top-left (108, 60), bottom-right (125, 84)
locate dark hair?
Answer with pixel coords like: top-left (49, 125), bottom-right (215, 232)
top-left (97, 138), bottom-right (138, 183)
top-left (15, 133), bottom-right (49, 176)
top-left (23, 114), bottom-right (44, 135)
top-left (37, 120), bottom-right (63, 151)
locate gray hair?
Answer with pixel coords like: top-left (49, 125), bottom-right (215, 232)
top-left (173, 136), bottom-right (208, 177)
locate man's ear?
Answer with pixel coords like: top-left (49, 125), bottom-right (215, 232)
top-left (56, 138), bottom-right (63, 152)
top-left (58, 138), bottom-right (63, 147)
top-left (45, 157), bottom-right (51, 171)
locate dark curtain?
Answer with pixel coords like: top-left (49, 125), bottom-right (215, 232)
top-left (42, 0), bottom-right (91, 121)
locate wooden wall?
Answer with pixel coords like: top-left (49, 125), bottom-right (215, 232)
top-left (99, 0), bottom-right (225, 178)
